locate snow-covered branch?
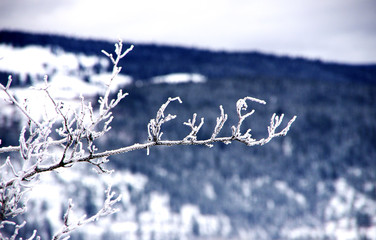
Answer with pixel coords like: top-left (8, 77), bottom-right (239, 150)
top-left (0, 220), bottom-right (39, 240)
top-left (0, 76), bottom-right (41, 128)
top-left (0, 38), bottom-right (296, 239)
top-left (67, 96), bottom-right (296, 160)
top-left (52, 186), bottom-right (121, 240)
top-left (0, 39), bottom-right (133, 239)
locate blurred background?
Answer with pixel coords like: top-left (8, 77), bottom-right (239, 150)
top-left (0, 1), bottom-right (376, 239)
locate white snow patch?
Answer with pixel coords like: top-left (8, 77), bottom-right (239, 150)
top-left (364, 181), bottom-right (374, 192)
top-left (274, 180), bottom-right (307, 206)
top-left (316, 181), bottom-right (327, 195)
top-left (281, 226), bottom-right (325, 240)
top-left (78, 54), bottom-right (101, 68)
top-left (180, 204), bottom-right (232, 237)
top-left (81, 224), bottom-right (106, 239)
top-left (24, 165), bottom-right (150, 239)
top-left (90, 73), bottom-right (133, 92)
top-left (4, 82), bottom-right (90, 122)
top-left (241, 180), bottom-right (252, 198)
top-left (0, 73), bottom-right (129, 122)
top-left (204, 183), bottom-right (216, 200)
top-left (324, 178), bottom-right (376, 239)
top-left (151, 73), bottom-right (206, 84)
top-left (109, 171), bottom-right (148, 192)
top-left (26, 173), bottom-right (65, 232)
top-left (139, 192), bottom-right (177, 238)
top-left (46, 74), bottom-right (100, 98)
top-left (282, 137), bottom-right (293, 156)
top-left (0, 44), bottom-right (55, 75)
top-left (0, 44), bottom-right (105, 78)
top-left (148, 192), bottom-right (171, 219)
top-left (180, 204), bottom-right (200, 228)
top-left (0, 44), bottom-right (126, 122)
top-left (253, 176), bottom-right (271, 187)
top-left (136, 194), bottom-right (232, 239)
top-left (347, 167), bottom-right (362, 177)
top-left (266, 200), bottom-right (275, 210)
top-left (6, 86), bottom-right (55, 121)
top-left (325, 178), bottom-right (355, 218)
top-left (111, 221), bottom-right (138, 233)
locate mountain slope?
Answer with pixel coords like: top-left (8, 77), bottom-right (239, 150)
top-left (2, 30), bottom-right (376, 82)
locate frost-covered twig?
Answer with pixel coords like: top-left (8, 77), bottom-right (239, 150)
top-left (0, 39), bottom-right (133, 239)
top-left (52, 186), bottom-right (121, 240)
top-left (0, 76), bottom-right (41, 128)
top-left (100, 41), bottom-right (133, 114)
top-left (0, 220), bottom-right (40, 240)
top-left (67, 96), bottom-right (296, 161)
top-left (147, 97), bottom-right (182, 142)
top-left (183, 113), bottom-right (205, 142)
top-left (211, 105), bottom-right (228, 140)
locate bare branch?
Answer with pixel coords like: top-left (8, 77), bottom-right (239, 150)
top-left (0, 76), bottom-right (41, 128)
top-left (147, 97), bottom-right (182, 142)
top-left (52, 186), bottom-right (121, 240)
top-left (211, 105), bottom-right (228, 140)
top-left (100, 41), bottom-right (133, 114)
top-left (183, 113), bottom-right (205, 141)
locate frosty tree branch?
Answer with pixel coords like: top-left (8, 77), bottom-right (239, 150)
top-left (0, 220), bottom-right (38, 240)
top-left (52, 186), bottom-right (121, 240)
top-left (0, 76), bottom-right (41, 128)
top-left (0, 39), bottom-right (296, 239)
top-left (0, 40), bottom-right (134, 239)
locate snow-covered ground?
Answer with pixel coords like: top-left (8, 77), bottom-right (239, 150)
top-left (0, 44), bottom-right (129, 122)
top-left (151, 73), bottom-right (206, 84)
top-left (0, 44), bottom-right (206, 122)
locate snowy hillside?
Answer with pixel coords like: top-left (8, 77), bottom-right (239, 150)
top-left (0, 44), bottom-right (204, 121)
top-left (1, 31), bottom-right (376, 240)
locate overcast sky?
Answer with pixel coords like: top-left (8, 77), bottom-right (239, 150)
top-left (1, 0), bottom-right (376, 64)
